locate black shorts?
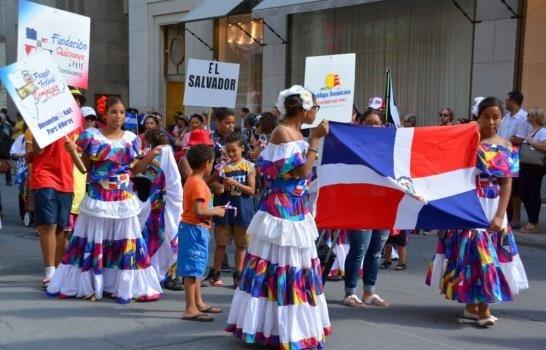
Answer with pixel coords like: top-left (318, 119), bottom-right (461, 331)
top-left (33, 188), bottom-right (73, 227)
top-left (386, 230), bottom-right (407, 247)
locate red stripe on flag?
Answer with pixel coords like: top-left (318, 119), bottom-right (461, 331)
top-left (410, 123), bottom-right (479, 178)
top-left (316, 184), bottom-right (404, 229)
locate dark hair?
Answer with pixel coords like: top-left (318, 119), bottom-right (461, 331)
top-left (106, 96), bottom-right (124, 111)
top-left (190, 113), bottom-right (204, 124)
top-left (145, 129), bottom-right (169, 148)
top-left (257, 112), bottom-right (277, 134)
top-left (186, 144), bottom-right (215, 170)
top-left (359, 109), bottom-right (385, 124)
top-left (241, 107), bottom-right (250, 114)
top-left (507, 91), bottom-right (524, 106)
top-left (478, 97), bottom-right (504, 117)
top-left (457, 118), bottom-right (470, 124)
top-left (225, 131), bottom-right (244, 147)
top-left (214, 107), bottom-right (235, 121)
top-left (285, 94), bottom-right (304, 117)
top-left (143, 114), bottom-right (159, 125)
top-left (244, 113), bottom-right (258, 128)
top-left (404, 114), bottom-right (417, 126)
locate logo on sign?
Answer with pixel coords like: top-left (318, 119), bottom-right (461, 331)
top-left (314, 72), bottom-right (352, 108)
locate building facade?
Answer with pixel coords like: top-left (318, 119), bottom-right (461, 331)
top-left (0, 0), bottom-right (129, 116)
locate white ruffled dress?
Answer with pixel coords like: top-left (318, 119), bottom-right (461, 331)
top-left (46, 128), bottom-right (162, 303)
top-left (226, 140), bottom-right (331, 349)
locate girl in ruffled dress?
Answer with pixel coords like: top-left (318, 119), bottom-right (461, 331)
top-left (226, 85), bottom-right (331, 349)
top-left (138, 129), bottom-right (183, 281)
top-left (426, 97), bottom-right (528, 327)
top-left (47, 97), bottom-right (164, 303)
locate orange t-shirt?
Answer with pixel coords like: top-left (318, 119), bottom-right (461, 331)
top-left (25, 129), bottom-right (76, 192)
top-left (182, 175), bottom-right (212, 227)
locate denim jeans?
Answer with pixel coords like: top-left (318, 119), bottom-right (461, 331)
top-left (344, 229), bottom-right (389, 295)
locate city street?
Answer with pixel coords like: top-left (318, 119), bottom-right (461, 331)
top-left (1, 182), bottom-right (545, 350)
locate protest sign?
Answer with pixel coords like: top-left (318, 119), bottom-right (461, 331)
top-left (0, 52), bottom-right (82, 148)
top-left (17, 0), bottom-right (91, 89)
top-left (183, 59), bottom-right (240, 108)
top-left (303, 53), bottom-right (355, 128)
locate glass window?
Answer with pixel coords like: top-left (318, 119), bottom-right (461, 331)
top-left (217, 14), bottom-right (263, 113)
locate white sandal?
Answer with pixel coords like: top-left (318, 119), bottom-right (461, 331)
top-left (477, 316), bottom-right (496, 328)
top-left (463, 309), bottom-right (498, 321)
top-left (364, 294), bottom-right (390, 307)
top-left (342, 295), bottom-right (365, 307)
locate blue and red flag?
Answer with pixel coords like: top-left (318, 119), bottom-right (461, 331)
top-left (316, 122), bottom-right (489, 230)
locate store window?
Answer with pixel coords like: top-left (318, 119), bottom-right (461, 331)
top-left (217, 14), bottom-right (263, 113)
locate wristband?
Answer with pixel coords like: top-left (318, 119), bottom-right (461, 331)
top-left (308, 147), bottom-right (319, 154)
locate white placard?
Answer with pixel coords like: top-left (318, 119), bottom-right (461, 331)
top-left (303, 53), bottom-right (356, 128)
top-left (0, 52), bottom-right (82, 148)
top-left (183, 59), bottom-right (240, 108)
top-left (17, 0), bottom-right (91, 89)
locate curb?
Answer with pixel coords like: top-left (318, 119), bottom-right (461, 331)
top-left (514, 233), bottom-right (546, 250)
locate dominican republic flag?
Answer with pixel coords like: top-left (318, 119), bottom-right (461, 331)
top-left (315, 122), bottom-right (489, 230)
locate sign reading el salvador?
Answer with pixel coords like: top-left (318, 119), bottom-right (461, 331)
top-left (183, 59), bottom-right (240, 108)
top-left (316, 122), bottom-right (489, 230)
top-left (17, 0), bottom-right (91, 89)
top-left (0, 52), bottom-right (82, 148)
top-left (303, 53), bottom-right (355, 128)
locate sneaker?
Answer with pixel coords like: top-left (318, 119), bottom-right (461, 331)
top-left (164, 277), bottom-right (184, 291)
top-left (232, 270), bottom-right (241, 289)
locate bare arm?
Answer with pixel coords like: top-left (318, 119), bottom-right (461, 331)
top-left (490, 177), bottom-right (512, 231)
top-left (131, 146), bottom-right (162, 175)
top-left (193, 199), bottom-right (226, 218)
top-left (178, 157), bottom-right (193, 183)
top-left (223, 166), bottom-right (256, 196)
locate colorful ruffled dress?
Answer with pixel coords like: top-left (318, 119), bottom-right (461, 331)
top-left (46, 128), bottom-right (162, 303)
top-left (138, 146), bottom-right (182, 280)
top-left (226, 140), bottom-right (331, 349)
top-left (426, 143), bottom-right (528, 303)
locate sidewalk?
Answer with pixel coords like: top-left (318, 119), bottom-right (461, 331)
top-left (512, 203), bottom-right (546, 249)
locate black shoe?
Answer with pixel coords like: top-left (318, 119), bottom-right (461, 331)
top-left (164, 277), bottom-right (184, 291)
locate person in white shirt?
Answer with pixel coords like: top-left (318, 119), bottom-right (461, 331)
top-left (498, 91), bottom-right (529, 229)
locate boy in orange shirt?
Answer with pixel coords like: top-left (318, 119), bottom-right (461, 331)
top-left (178, 144), bottom-right (226, 322)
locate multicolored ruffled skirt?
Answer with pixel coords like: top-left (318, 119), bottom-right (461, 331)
top-left (225, 210), bottom-right (331, 349)
top-left (426, 229), bottom-right (512, 304)
top-left (46, 195), bottom-right (162, 303)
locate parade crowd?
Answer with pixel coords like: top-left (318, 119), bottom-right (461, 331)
top-left (0, 86), bottom-right (542, 349)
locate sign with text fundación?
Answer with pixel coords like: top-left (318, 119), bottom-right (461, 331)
top-left (183, 59), bottom-right (240, 108)
top-left (17, 0), bottom-right (91, 89)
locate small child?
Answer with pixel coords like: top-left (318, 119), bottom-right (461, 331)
top-left (381, 229), bottom-right (409, 270)
top-left (179, 144), bottom-right (226, 322)
top-left (208, 132), bottom-right (256, 287)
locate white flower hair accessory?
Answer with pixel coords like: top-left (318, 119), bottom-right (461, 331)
top-left (471, 96), bottom-right (485, 117)
top-left (275, 85), bottom-right (314, 116)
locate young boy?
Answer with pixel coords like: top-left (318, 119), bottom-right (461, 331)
top-left (178, 144), bottom-right (226, 322)
top-left (208, 132), bottom-right (256, 287)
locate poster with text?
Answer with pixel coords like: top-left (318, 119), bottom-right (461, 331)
top-left (303, 53), bottom-right (355, 128)
top-left (0, 52), bottom-right (82, 148)
top-left (18, 0), bottom-right (91, 89)
top-left (183, 59), bottom-right (240, 108)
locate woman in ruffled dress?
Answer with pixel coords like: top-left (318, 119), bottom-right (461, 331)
top-left (426, 97), bottom-right (528, 327)
top-left (226, 85), bottom-right (331, 349)
top-left (138, 129), bottom-right (183, 282)
top-left (47, 97), bottom-right (164, 303)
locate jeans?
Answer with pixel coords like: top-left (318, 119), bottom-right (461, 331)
top-left (344, 229), bottom-right (389, 295)
top-left (519, 164), bottom-right (545, 224)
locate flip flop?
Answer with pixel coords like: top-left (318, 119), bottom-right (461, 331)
top-left (200, 306), bottom-right (222, 314)
top-left (182, 314), bottom-right (214, 322)
top-left (394, 264), bottom-right (407, 271)
top-left (342, 295), bottom-right (365, 308)
top-left (364, 294), bottom-right (390, 307)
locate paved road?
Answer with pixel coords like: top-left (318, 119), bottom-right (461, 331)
top-left (1, 183), bottom-right (545, 350)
